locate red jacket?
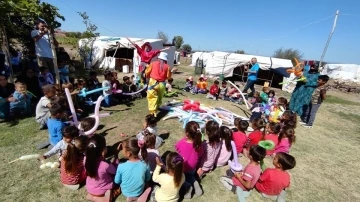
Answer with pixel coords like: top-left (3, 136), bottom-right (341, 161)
top-left (134, 44), bottom-right (160, 64)
top-left (209, 84), bottom-right (219, 95)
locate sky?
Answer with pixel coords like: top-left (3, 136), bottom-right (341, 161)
top-left (45, 0), bottom-right (360, 64)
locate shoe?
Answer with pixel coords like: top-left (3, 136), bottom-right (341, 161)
top-left (39, 124), bottom-right (48, 130)
top-left (299, 120), bottom-right (306, 125)
top-left (302, 124), bottom-right (313, 128)
top-left (36, 141), bottom-right (50, 150)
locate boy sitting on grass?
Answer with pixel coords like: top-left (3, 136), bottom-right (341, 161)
top-left (35, 84), bottom-right (56, 130)
top-left (47, 103), bottom-right (66, 147)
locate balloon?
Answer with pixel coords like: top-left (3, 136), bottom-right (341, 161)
top-left (227, 80), bottom-right (250, 109)
top-left (83, 95), bottom-right (103, 136)
top-left (78, 87), bottom-right (110, 98)
top-left (258, 140), bottom-right (275, 171)
top-left (65, 88), bottom-right (79, 126)
top-left (112, 83), bottom-right (122, 94)
top-left (122, 85), bottom-right (148, 95)
top-left (228, 141), bottom-right (242, 173)
top-left (89, 113), bottom-right (111, 118)
top-left (183, 99), bottom-right (201, 112)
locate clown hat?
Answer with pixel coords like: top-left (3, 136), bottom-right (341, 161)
top-left (158, 52), bottom-right (168, 61)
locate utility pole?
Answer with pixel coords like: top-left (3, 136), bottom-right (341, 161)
top-left (319, 10), bottom-right (339, 70)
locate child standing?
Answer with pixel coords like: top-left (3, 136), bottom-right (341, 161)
top-left (183, 76), bottom-right (193, 92)
top-left (10, 81), bottom-right (32, 117)
top-left (35, 84), bottom-right (56, 130)
top-left (197, 120), bottom-right (222, 177)
top-left (220, 145), bottom-right (266, 202)
top-left (206, 80), bottom-right (220, 100)
top-left (47, 103), bottom-right (66, 146)
top-left (255, 153), bottom-right (296, 200)
top-left (274, 126), bottom-right (296, 154)
top-left (85, 135), bottom-right (121, 201)
top-left (102, 71), bottom-right (113, 107)
top-left (264, 122), bottom-right (281, 156)
top-left (232, 118), bottom-right (249, 154)
top-left (151, 152), bottom-right (185, 202)
top-left (137, 114), bottom-right (163, 149)
top-left (114, 138), bottom-right (151, 201)
top-left (38, 67), bottom-right (54, 87)
top-left (217, 126), bottom-right (233, 167)
top-left (0, 73), bottom-right (15, 121)
top-left (175, 121), bottom-right (204, 199)
top-left (61, 135), bottom-right (87, 190)
top-left (301, 75), bottom-right (330, 128)
top-left (58, 59), bottom-right (70, 84)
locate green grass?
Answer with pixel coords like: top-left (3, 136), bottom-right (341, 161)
top-left (326, 95), bottom-right (359, 105)
top-left (1, 65), bottom-right (360, 202)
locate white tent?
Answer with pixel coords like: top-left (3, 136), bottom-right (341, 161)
top-left (78, 36), bottom-right (175, 75)
top-left (321, 64), bottom-right (360, 83)
top-left (189, 52), bottom-right (211, 67)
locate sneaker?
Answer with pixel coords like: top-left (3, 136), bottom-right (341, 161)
top-left (39, 124), bottom-right (48, 130)
top-left (302, 124), bottom-right (313, 128)
top-left (299, 120), bottom-right (306, 125)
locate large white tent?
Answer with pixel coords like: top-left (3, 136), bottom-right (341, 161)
top-left (79, 36), bottom-right (175, 75)
top-left (321, 64), bottom-right (360, 83)
top-left (189, 52), bottom-right (211, 67)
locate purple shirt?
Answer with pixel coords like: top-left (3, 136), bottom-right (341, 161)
top-left (199, 141), bottom-right (222, 172)
top-left (175, 138), bottom-right (203, 173)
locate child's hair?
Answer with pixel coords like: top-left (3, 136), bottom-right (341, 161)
top-left (318, 75), bottom-right (330, 83)
top-left (166, 152), bottom-right (184, 188)
top-left (283, 120), bottom-right (296, 129)
top-left (252, 118), bottom-right (266, 139)
top-left (54, 84), bottom-right (63, 95)
top-left (64, 136), bottom-right (87, 174)
top-left (143, 129), bottom-right (156, 149)
top-left (205, 120), bottom-right (220, 146)
top-left (267, 122), bottom-right (281, 134)
top-left (281, 110), bottom-right (297, 125)
top-left (255, 96), bottom-right (262, 103)
top-left (262, 87), bottom-right (269, 92)
top-left (222, 81), bottom-right (227, 85)
top-left (268, 90), bottom-right (275, 97)
top-left (123, 76), bottom-right (130, 82)
top-left (62, 83), bottom-right (73, 90)
top-left (81, 117), bottom-right (96, 132)
top-left (254, 91), bottom-right (260, 97)
top-left (39, 66), bottom-right (48, 72)
top-left (76, 79), bottom-right (85, 88)
top-left (277, 97), bottom-right (288, 108)
top-left (42, 84), bottom-right (55, 94)
top-left (103, 70), bottom-right (112, 79)
top-left (168, 78), bottom-right (174, 83)
top-left (214, 80), bottom-right (219, 85)
top-left (219, 126), bottom-right (232, 152)
top-left (145, 114), bottom-right (157, 127)
top-left (124, 138), bottom-right (148, 162)
top-left (185, 121), bottom-right (202, 151)
top-left (278, 126), bottom-right (296, 145)
top-left (63, 125), bottom-right (80, 139)
top-left (89, 71), bottom-right (97, 77)
top-left (15, 80), bottom-right (26, 87)
top-left (85, 135), bottom-right (107, 178)
top-left (249, 145), bottom-right (266, 162)
top-left (49, 103), bottom-right (64, 116)
top-left (50, 96), bottom-right (67, 108)
top-left (276, 152), bottom-right (296, 170)
top-left (234, 118), bottom-right (249, 132)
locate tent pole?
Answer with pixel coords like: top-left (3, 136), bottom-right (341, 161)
top-left (319, 10), bottom-right (339, 71)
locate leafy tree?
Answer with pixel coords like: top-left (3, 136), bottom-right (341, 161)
top-left (235, 50), bottom-right (245, 54)
top-left (173, 36), bottom-right (184, 50)
top-left (156, 31), bottom-right (168, 43)
top-left (78, 12), bottom-right (99, 68)
top-left (273, 48), bottom-right (303, 66)
top-left (182, 44), bottom-right (192, 53)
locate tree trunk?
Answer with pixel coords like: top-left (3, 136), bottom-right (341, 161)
top-left (0, 24), bottom-right (14, 83)
top-left (48, 31), bottom-right (60, 85)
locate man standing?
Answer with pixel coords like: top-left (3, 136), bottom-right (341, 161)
top-left (31, 20), bottom-right (58, 79)
top-left (242, 57), bottom-right (260, 97)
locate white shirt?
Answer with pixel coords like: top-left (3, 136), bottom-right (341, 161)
top-left (31, 30), bottom-right (53, 58)
top-left (102, 80), bottom-right (112, 96)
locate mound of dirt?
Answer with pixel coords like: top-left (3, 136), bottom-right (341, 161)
top-left (327, 79), bottom-right (360, 94)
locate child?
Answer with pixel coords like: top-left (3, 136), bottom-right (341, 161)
top-left (250, 91), bottom-right (261, 105)
top-left (269, 97), bottom-right (287, 123)
top-left (217, 126), bottom-right (233, 167)
top-left (206, 80), bottom-right (220, 100)
top-left (301, 75), bottom-right (330, 128)
top-left (232, 118), bottom-right (249, 154)
top-left (197, 120), bottom-right (222, 177)
top-left (226, 85), bottom-right (241, 103)
top-left (35, 84), bottom-right (56, 130)
top-left (166, 78), bottom-right (174, 93)
top-left (218, 81), bottom-right (228, 100)
top-left (183, 76), bottom-right (193, 92)
top-left (140, 129), bottom-right (163, 173)
top-left (249, 97), bottom-right (263, 122)
top-left (151, 152), bottom-right (185, 202)
top-left (47, 103), bottom-right (66, 146)
top-left (175, 121), bottom-right (204, 198)
top-left (137, 114), bottom-right (163, 149)
top-left (245, 118), bottom-right (266, 148)
top-left (255, 153), bottom-right (296, 200)
top-left (279, 110), bottom-right (297, 128)
top-left (85, 135), bottom-right (121, 200)
top-left (41, 126), bottom-right (80, 160)
top-left (191, 75), bottom-right (207, 94)
top-left (87, 71), bottom-right (100, 89)
top-left (111, 71), bottom-right (122, 101)
top-left (264, 122), bottom-right (281, 156)
top-left (61, 135), bottom-right (87, 190)
top-left (10, 81), bottom-right (32, 117)
top-left (274, 126), bottom-right (295, 154)
top-left (0, 73), bottom-right (15, 121)
top-left (38, 66), bottom-right (54, 87)
top-left (102, 70), bottom-right (113, 107)
top-left (260, 87), bottom-right (269, 104)
top-left (80, 117), bottom-right (96, 137)
top-left (122, 76), bottom-right (137, 103)
top-left (114, 138), bottom-right (151, 201)
top-left (220, 145), bottom-right (266, 202)
top-left (58, 59), bottom-right (70, 84)
top-left (268, 90), bottom-right (276, 105)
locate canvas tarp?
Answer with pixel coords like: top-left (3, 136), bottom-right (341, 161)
top-left (321, 64), bottom-right (360, 83)
top-left (189, 52), bottom-right (211, 67)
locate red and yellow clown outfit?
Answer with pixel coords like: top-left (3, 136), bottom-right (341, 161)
top-left (134, 42), bottom-right (161, 72)
top-left (145, 53), bottom-right (171, 116)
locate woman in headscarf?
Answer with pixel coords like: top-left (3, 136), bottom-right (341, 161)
top-left (289, 63), bottom-right (320, 116)
top-left (145, 52), bottom-right (172, 116)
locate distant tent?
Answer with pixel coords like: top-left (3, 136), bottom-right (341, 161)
top-left (321, 64), bottom-right (360, 83)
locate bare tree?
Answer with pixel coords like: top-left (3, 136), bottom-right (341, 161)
top-left (156, 31), bottom-right (168, 43)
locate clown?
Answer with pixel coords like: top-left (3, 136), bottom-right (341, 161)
top-left (145, 52), bottom-right (172, 116)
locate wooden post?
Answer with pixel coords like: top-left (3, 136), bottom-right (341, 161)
top-left (48, 30), bottom-right (60, 84)
top-left (0, 24), bottom-right (14, 83)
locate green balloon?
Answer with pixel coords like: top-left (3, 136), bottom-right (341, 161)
top-left (258, 140), bottom-right (275, 150)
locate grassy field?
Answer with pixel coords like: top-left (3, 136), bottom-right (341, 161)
top-left (1, 65), bottom-right (360, 202)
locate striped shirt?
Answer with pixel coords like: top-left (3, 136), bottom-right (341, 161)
top-left (60, 152), bottom-right (86, 185)
top-left (199, 141), bottom-right (222, 172)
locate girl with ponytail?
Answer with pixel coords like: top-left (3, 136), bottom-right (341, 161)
top-left (151, 152), bottom-right (185, 202)
top-left (114, 138), bottom-right (151, 201)
top-left (85, 135), bottom-right (121, 201)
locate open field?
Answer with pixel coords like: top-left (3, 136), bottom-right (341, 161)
top-left (1, 65), bottom-right (359, 202)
